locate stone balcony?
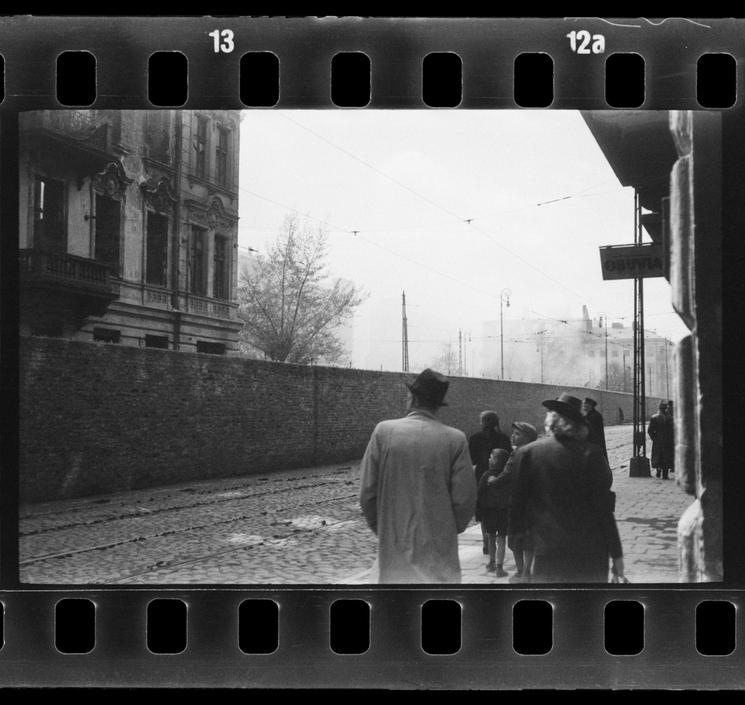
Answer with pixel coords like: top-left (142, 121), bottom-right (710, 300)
top-left (19, 248), bottom-right (118, 301)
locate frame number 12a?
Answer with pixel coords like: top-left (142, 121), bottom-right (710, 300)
top-left (209, 29), bottom-right (235, 53)
top-left (566, 30), bottom-right (605, 54)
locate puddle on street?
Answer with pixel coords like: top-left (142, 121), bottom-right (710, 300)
top-left (288, 515), bottom-right (333, 530)
top-left (226, 533), bottom-right (264, 546)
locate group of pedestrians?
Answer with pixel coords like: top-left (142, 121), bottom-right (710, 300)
top-left (358, 368), bottom-right (625, 584)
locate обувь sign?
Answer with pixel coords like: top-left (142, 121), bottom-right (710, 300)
top-left (598, 243), bottom-right (665, 280)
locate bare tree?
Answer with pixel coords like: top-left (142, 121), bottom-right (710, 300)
top-left (237, 215), bottom-right (366, 365)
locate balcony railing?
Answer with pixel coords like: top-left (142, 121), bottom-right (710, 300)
top-left (187, 293), bottom-right (234, 319)
top-left (19, 249), bottom-right (118, 297)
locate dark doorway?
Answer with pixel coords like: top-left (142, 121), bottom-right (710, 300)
top-left (95, 194), bottom-right (121, 275)
top-left (146, 212), bottom-right (168, 286)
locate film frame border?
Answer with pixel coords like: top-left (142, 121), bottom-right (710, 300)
top-left (0, 15), bottom-right (743, 690)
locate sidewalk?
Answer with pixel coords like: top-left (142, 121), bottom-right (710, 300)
top-left (348, 425), bottom-right (694, 585)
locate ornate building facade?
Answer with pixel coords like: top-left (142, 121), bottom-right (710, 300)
top-left (19, 109), bottom-right (242, 354)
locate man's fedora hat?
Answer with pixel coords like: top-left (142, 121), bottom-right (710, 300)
top-left (583, 397), bottom-right (598, 408)
top-left (543, 392), bottom-right (585, 424)
top-left (406, 368), bottom-right (449, 407)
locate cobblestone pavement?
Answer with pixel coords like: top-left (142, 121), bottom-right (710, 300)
top-left (20, 426), bottom-right (694, 585)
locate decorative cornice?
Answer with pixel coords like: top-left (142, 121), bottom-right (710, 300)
top-left (141, 176), bottom-right (178, 213)
top-left (92, 161), bottom-right (133, 201)
top-left (185, 196), bottom-right (238, 230)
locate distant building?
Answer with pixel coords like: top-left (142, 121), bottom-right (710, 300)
top-left (19, 109), bottom-right (242, 354)
top-left (480, 308), bottom-right (672, 396)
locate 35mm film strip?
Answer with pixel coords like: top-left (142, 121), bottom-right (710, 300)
top-left (0, 16), bottom-right (743, 690)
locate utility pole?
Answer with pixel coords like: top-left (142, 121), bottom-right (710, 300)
top-left (536, 329), bottom-right (546, 384)
top-left (469, 332), bottom-right (474, 378)
top-left (462, 330), bottom-right (467, 376)
top-left (401, 290), bottom-right (409, 372)
top-left (664, 340), bottom-right (670, 400)
top-left (458, 328), bottom-right (462, 376)
top-left (630, 189), bottom-right (650, 477)
top-left (598, 312), bottom-right (609, 389)
top-left (500, 288), bottom-right (511, 380)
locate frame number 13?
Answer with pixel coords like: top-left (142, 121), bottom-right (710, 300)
top-left (209, 29), bottom-right (235, 53)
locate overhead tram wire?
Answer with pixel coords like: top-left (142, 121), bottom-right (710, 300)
top-left (233, 185), bottom-right (512, 306)
top-left (237, 126), bottom-right (640, 311)
top-left (273, 113), bottom-right (604, 306)
top-left (232, 183), bottom-right (657, 348)
top-left (278, 112), bottom-right (466, 223)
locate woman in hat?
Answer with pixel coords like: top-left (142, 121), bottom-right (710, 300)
top-left (506, 421), bottom-right (538, 582)
top-left (507, 392), bottom-right (625, 583)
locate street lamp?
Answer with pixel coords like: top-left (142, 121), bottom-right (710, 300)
top-left (598, 312), bottom-right (609, 390)
top-left (536, 328), bottom-right (547, 384)
top-left (500, 288), bottom-right (511, 380)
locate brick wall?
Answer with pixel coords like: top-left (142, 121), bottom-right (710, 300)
top-left (19, 337), bottom-right (665, 503)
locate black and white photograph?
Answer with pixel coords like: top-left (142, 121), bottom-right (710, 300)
top-left (16, 106), bottom-right (721, 587)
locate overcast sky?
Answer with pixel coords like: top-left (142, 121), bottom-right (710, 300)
top-left (238, 110), bottom-right (688, 373)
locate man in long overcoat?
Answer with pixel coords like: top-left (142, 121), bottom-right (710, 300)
top-left (648, 401), bottom-right (674, 479)
top-left (359, 369), bottom-right (477, 583)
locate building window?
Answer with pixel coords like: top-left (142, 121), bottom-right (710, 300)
top-left (145, 334), bottom-right (169, 349)
top-left (196, 341), bottom-right (226, 355)
top-left (216, 126), bottom-right (229, 186)
top-left (195, 115), bottom-right (207, 178)
top-left (94, 194), bottom-right (121, 275)
top-left (190, 226), bottom-right (207, 296)
top-left (146, 212), bottom-right (169, 286)
top-left (93, 327), bottom-right (121, 343)
top-left (213, 234), bottom-right (229, 300)
top-left (34, 176), bottom-right (67, 253)
top-left (145, 111), bottom-right (171, 162)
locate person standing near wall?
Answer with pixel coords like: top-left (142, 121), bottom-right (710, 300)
top-left (508, 393), bottom-right (625, 583)
top-left (582, 397), bottom-right (608, 460)
top-left (649, 401), bottom-right (674, 479)
top-left (359, 368), bottom-right (477, 583)
top-left (468, 410), bottom-right (512, 554)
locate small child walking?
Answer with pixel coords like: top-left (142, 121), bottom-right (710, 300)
top-left (477, 448), bottom-right (511, 577)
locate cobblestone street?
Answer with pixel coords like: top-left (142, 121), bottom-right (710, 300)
top-left (20, 425), bottom-right (694, 584)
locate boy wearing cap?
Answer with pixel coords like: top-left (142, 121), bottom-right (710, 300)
top-left (468, 410), bottom-right (512, 554)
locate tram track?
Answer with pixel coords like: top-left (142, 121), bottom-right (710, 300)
top-left (102, 514), bottom-right (360, 584)
top-left (20, 472), bottom-right (356, 536)
top-left (20, 490), bottom-right (359, 566)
